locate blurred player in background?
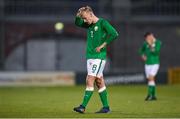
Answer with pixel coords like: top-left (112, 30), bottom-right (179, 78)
top-left (73, 6), bottom-right (118, 113)
top-left (139, 32), bottom-right (162, 101)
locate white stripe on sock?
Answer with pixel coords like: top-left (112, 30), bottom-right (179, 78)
top-left (98, 86), bottom-right (106, 93)
top-left (86, 87), bottom-right (94, 91)
top-left (148, 80), bottom-right (155, 86)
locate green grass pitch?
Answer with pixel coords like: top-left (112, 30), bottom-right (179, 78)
top-left (0, 85), bottom-right (180, 118)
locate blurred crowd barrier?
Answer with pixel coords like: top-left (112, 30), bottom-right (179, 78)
top-left (0, 71), bottom-right (75, 86)
top-left (0, 71), bottom-right (169, 86)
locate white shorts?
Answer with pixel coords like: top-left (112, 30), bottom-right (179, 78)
top-left (87, 59), bottom-right (106, 78)
top-left (145, 64), bottom-right (160, 78)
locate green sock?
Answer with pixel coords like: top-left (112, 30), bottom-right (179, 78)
top-left (81, 91), bottom-right (93, 107)
top-left (99, 89), bottom-right (109, 108)
top-left (148, 86), bottom-right (153, 96)
top-left (152, 86), bottom-right (156, 97)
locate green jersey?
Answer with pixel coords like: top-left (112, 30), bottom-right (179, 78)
top-left (139, 39), bottom-right (162, 64)
top-left (75, 16), bottom-right (118, 59)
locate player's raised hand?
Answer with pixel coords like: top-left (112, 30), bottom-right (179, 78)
top-left (141, 55), bottom-right (147, 61)
top-left (77, 7), bottom-right (86, 17)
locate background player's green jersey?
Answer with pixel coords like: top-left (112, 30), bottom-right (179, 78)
top-left (139, 39), bottom-right (162, 64)
top-left (75, 16), bottom-right (118, 59)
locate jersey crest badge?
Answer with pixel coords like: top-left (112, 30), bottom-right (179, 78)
top-left (94, 26), bottom-right (98, 31)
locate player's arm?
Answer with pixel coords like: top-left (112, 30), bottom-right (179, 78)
top-left (139, 42), bottom-right (147, 61)
top-left (75, 16), bottom-right (89, 28)
top-left (96, 20), bottom-right (118, 52)
top-left (96, 42), bottom-right (107, 52)
top-left (102, 20), bottom-right (119, 45)
top-left (75, 10), bottom-right (89, 28)
top-left (96, 20), bottom-right (119, 52)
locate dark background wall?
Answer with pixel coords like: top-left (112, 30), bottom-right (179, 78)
top-left (0, 0), bottom-right (180, 73)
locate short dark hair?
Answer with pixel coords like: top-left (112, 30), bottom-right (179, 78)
top-left (144, 32), bottom-right (153, 38)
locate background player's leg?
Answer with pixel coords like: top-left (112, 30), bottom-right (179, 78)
top-left (145, 75), bottom-right (157, 101)
top-left (145, 65), bottom-right (155, 100)
top-left (148, 76), bottom-right (156, 98)
top-left (146, 64), bottom-right (159, 100)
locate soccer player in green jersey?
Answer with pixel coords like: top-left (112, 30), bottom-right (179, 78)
top-left (139, 32), bottom-right (162, 101)
top-left (73, 6), bottom-right (118, 113)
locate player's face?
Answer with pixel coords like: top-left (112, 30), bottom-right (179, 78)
top-left (81, 11), bottom-right (93, 25)
top-left (145, 35), bottom-right (154, 45)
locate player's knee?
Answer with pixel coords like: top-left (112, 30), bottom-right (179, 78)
top-left (86, 81), bottom-right (93, 87)
top-left (96, 78), bottom-right (105, 89)
top-left (86, 75), bottom-right (96, 87)
top-left (87, 75), bottom-right (96, 80)
top-left (95, 81), bottom-right (101, 88)
top-left (96, 78), bottom-right (101, 83)
top-left (148, 75), bottom-right (155, 80)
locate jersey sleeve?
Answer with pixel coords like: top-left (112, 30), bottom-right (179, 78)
top-left (102, 20), bottom-right (119, 44)
top-left (139, 42), bottom-right (146, 56)
top-left (75, 16), bottom-right (89, 28)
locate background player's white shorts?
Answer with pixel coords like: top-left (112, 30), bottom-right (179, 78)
top-left (87, 59), bottom-right (106, 78)
top-left (145, 64), bottom-right (160, 78)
